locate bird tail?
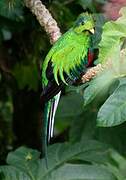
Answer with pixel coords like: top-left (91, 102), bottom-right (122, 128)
top-left (42, 91), bottom-right (61, 167)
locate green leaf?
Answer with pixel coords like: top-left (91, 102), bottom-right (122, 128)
top-left (0, 141), bottom-right (116, 180)
top-left (69, 106), bottom-right (98, 143)
top-left (84, 8), bottom-right (126, 106)
top-left (55, 91), bottom-right (83, 131)
top-left (0, 166), bottom-right (31, 180)
top-left (84, 70), bottom-right (115, 106)
top-left (56, 91), bottom-right (83, 119)
top-left (1, 147), bottom-right (40, 179)
top-left (109, 150), bottom-right (126, 171)
top-left (38, 140), bottom-right (115, 179)
top-left (49, 164), bottom-right (115, 180)
top-left (95, 122), bottom-right (126, 153)
top-left (6, 146), bottom-right (40, 179)
top-left (92, 13), bottom-right (106, 48)
top-left (99, 7), bottom-right (126, 64)
top-left (97, 84), bottom-right (126, 127)
top-left (105, 149), bottom-right (126, 180)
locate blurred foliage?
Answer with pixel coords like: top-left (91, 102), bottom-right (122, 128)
top-left (0, 0), bottom-right (126, 179)
top-left (0, 0), bottom-right (24, 20)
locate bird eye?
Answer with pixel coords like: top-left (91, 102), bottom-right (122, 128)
top-left (81, 21), bottom-right (85, 25)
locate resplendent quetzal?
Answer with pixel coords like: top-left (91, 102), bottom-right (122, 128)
top-left (41, 12), bottom-right (95, 160)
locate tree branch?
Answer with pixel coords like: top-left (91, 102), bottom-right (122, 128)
top-left (81, 64), bottom-right (103, 83)
top-left (24, 0), bottom-right (61, 44)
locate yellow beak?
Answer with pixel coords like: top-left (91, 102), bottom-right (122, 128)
top-left (89, 28), bottom-right (95, 34)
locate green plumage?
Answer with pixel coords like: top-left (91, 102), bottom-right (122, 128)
top-left (42, 30), bottom-right (90, 85)
top-left (42, 12), bottom-right (94, 86)
top-left (41, 12), bottom-right (95, 166)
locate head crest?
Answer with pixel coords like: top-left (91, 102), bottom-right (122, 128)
top-left (73, 12), bottom-right (95, 33)
top-left (76, 12), bottom-right (93, 24)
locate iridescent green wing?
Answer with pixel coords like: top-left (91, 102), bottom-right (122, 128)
top-left (42, 31), bottom-right (70, 87)
top-left (51, 33), bottom-right (90, 84)
top-left (42, 29), bottom-right (90, 86)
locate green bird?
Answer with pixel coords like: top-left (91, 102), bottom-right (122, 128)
top-left (41, 12), bottom-right (95, 162)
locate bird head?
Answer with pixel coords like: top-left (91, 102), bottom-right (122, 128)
top-left (73, 12), bottom-right (95, 34)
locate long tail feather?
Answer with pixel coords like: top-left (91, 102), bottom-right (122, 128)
top-left (43, 101), bottom-right (51, 168)
top-left (42, 91), bottom-right (61, 167)
top-left (48, 91), bottom-right (61, 141)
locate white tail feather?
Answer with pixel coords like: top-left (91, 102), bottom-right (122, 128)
top-left (51, 91), bottom-right (61, 137)
top-left (48, 91), bottom-right (61, 142)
